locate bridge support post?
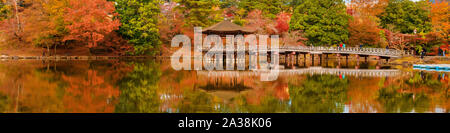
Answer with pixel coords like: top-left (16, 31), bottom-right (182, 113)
top-left (284, 53), bottom-right (288, 64)
top-left (319, 54), bottom-right (322, 66)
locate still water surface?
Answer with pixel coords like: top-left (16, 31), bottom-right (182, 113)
top-left (0, 59), bottom-right (448, 113)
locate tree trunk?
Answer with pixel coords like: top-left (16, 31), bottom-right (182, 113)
top-left (13, 0), bottom-right (21, 34)
top-left (54, 44), bottom-right (57, 56)
top-left (47, 44), bottom-right (50, 57)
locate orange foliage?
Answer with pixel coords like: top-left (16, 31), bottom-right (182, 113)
top-left (63, 0), bottom-right (121, 48)
top-left (61, 70), bottom-right (119, 113)
top-left (348, 16), bottom-right (381, 47)
top-left (348, 0), bottom-right (389, 17)
top-left (430, 0), bottom-right (449, 42)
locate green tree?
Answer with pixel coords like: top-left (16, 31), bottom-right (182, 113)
top-left (289, 0), bottom-right (351, 46)
top-left (176, 0), bottom-right (223, 27)
top-left (114, 0), bottom-right (162, 55)
top-left (378, 0), bottom-right (432, 34)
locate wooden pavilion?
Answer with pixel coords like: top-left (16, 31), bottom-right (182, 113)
top-left (202, 20), bottom-right (255, 36)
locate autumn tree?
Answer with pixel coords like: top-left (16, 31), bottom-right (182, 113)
top-left (290, 0), bottom-right (351, 46)
top-left (158, 1), bottom-right (184, 45)
top-left (275, 12), bottom-right (291, 34)
top-left (21, 0), bottom-right (69, 55)
top-left (0, 0), bottom-right (24, 44)
top-left (378, 0), bottom-right (432, 34)
top-left (348, 0), bottom-right (389, 17)
top-left (176, 0), bottom-right (223, 27)
top-left (430, 0), bottom-right (449, 42)
top-left (244, 10), bottom-right (271, 34)
top-left (348, 16), bottom-right (382, 47)
top-left (64, 0), bottom-right (121, 54)
top-left (347, 0), bottom-right (390, 48)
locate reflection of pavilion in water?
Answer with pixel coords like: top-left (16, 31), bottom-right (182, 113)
top-left (195, 76), bottom-right (290, 105)
top-left (198, 77), bottom-right (250, 104)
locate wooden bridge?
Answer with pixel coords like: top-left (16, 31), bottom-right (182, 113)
top-left (197, 67), bottom-right (405, 78)
top-left (203, 46), bottom-right (413, 59)
top-left (277, 46), bottom-right (411, 58)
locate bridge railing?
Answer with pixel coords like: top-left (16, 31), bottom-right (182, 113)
top-left (277, 46), bottom-right (411, 57)
top-left (202, 45), bottom-right (413, 57)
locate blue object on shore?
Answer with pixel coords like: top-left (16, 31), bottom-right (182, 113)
top-left (413, 64), bottom-right (450, 72)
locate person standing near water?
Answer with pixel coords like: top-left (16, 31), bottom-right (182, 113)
top-left (339, 43), bottom-right (342, 51)
top-left (343, 43), bottom-right (346, 50)
top-left (421, 47), bottom-right (426, 59)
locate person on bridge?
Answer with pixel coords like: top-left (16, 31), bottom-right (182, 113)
top-left (339, 43), bottom-right (342, 51)
top-left (359, 44), bottom-right (363, 50)
top-left (343, 43), bottom-right (346, 50)
top-left (385, 45), bottom-right (389, 53)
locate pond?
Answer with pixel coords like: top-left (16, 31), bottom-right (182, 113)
top-left (0, 59), bottom-right (448, 113)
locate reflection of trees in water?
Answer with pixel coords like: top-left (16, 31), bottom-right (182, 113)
top-left (49, 61), bottom-right (126, 113)
top-left (288, 75), bottom-right (349, 113)
top-left (0, 60), bottom-right (129, 113)
top-left (0, 93), bottom-right (12, 112)
top-left (115, 61), bottom-right (162, 113)
top-left (406, 72), bottom-right (444, 90)
top-left (222, 75), bottom-right (349, 113)
top-left (377, 72), bottom-right (448, 113)
top-left (235, 95), bottom-right (291, 113)
top-left (177, 90), bottom-right (218, 113)
top-left (377, 86), bottom-right (430, 113)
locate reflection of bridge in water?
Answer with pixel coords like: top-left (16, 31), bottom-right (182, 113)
top-left (197, 67), bottom-right (405, 78)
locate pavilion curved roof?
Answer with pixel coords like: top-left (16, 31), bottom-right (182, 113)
top-left (202, 20), bottom-right (255, 35)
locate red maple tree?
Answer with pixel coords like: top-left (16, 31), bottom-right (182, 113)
top-left (63, 0), bottom-right (121, 49)
top-left (275, 12), bottom-right (291, 34)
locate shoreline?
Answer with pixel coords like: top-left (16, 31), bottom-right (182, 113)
top-left (0, 55), bottom-right (156, 60)
top-left (0, 55), bottom-right (448, 64)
